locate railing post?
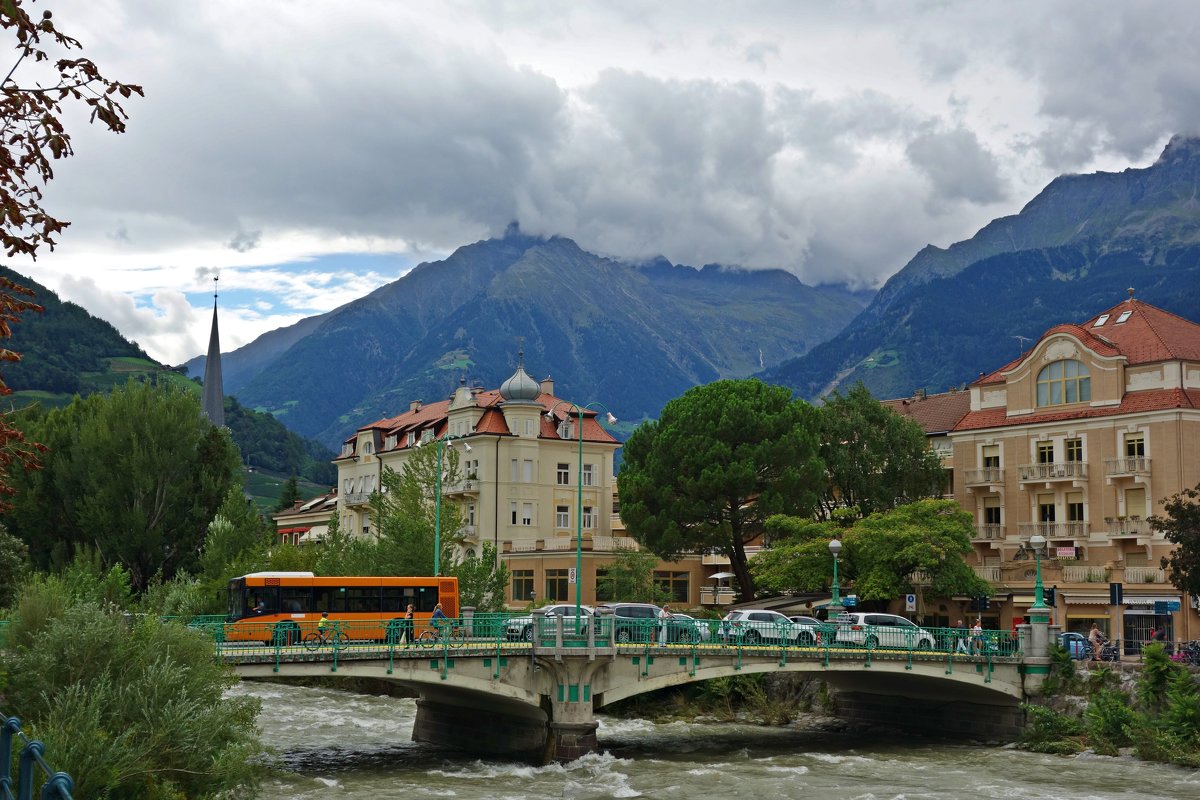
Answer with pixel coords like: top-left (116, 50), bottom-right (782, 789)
top-left (1, 715), bottom-right (18, 797)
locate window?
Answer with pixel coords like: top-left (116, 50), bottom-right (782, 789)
top-left (1125, 488), bottom-right (1146, 519)
top-left (421, 429), bottom-right (433, 443)
top-left (1067, 492), bottom-right (1084, 522)
top-left (654, 571), bottom-right (690, 604)
top-left (1038, 494), bottom-right (1056, 523)
top-left (595, 568), bottom-right (615, 603)
top-left (512, 570), bottom-right (534, 602)
top-left (545, 569), bottom-right (569, 601)
top-left (1065, 438), bottom-right (1082, 462)
top-left (465, 459), bottom-right (479, 479)
top-left (983, 496), bottom-right (1001, 525)
top-left (1093, 314), bottom-right (1110, 327)
top-left (406, 432), bottom-right (415, 446)
top-left (557, 463), bottom-right (570, 485)
top-left (1125, 433), bottom-right (1145, 458)
top-left (511, 459), bottom-right (518, 482)
top-left (556, 505), bottom-right (570, 528)
top-left (521, 502), bottom-right (533, 526)
top-left (1037, 442), bottom-right (1055, 464)
top-left (524, 419), bottom-right (534, 437)
top-left (467, 504), bottom-right (476, 525)
top-left (523, 459), bottom-right (533, 483)
top-left (982, 445), bottom-right (999, 469)
top-left (1036, 360), bottom-right (1091, 407)
top-left (364, 440), bottom-right (373, 454)
top-left (510, 501), bottom-right (518, 525)
top-left (582, 505), bottom-right (595, 529)
top-left (558, 420), bottom-right (573, 440)
top-left (582, 464), bottom-right (595, 487)
top-left (385, 434), bottom-right (396, 450)
top-left (1116, 310), bottom-right (1133, 324)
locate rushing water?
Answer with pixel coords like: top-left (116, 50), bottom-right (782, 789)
top-left (236, 682), bottom-right (1200, 799)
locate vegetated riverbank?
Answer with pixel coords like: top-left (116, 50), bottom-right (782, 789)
top-left (1020, 643), bottom-right (1200, 767)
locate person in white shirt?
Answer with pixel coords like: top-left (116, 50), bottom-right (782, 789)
top-left (658, 604), bottom-right (673, 645)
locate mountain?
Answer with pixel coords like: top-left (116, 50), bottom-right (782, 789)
top-left (189, 232), bottom-right (868, 448)
top-left (0, 266), bottom-right (337, 490)
top-left (765, 134), bottom-right (1200, 400)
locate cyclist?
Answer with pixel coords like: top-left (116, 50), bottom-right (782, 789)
top-left (317, 611), bottom-right (329, 640)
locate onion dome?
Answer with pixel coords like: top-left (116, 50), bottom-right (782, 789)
top-left (499, 350), bottom-right (540, 402)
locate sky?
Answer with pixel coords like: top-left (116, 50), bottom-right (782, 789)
top-left (9, 0), bottom-right (1200, 366)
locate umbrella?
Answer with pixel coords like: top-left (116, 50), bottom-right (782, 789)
top-left (709, 572), bottom-right (736, 581)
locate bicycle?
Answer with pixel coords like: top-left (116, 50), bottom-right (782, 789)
top-left (418, 621), bottom-right (466, 647)
top-left (304, 622), bottom-right (349, 651)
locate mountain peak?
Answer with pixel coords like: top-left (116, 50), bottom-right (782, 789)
top-left (1154, 133), bottom-right (1200, 166)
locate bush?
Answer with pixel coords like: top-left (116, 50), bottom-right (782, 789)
top-left (1039, 643), bottom-right (1078, 695)
top-left (1138, 643), bottom-right (1183, 713)
top-left (5, 602), bottom-right (262, 798)
top-left (1020, 703), bottom-right (1085, 754)
top-left (1084, 688), bottom-right (1136, 754)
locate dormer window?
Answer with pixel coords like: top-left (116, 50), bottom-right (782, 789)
top-left (1093, 314), bottom-right (1110, 327)
top-left (406, 432), bottom-right (416, 447)
top-left (1036, 359), bottom-right (1091, 407)
top-left (421, 429), bottom-right (434, 444)
top-left (557, 420), bottom-right (574, 440)
top-left (1116, 310), bottom-right (1133, 324)
top-left (364, 441), bottom-right (373, 454)
top-left (385, 434), bottom-right (397, 450)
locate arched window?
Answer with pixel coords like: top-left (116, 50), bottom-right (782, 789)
top-left (1036, 360), bottom-right (1091, 407)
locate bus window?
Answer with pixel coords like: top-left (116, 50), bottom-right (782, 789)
top-left (415, 586), bottom-right (437, 613)
top-left (346, 587), bottom-right (379, 613)
top-left (280, 587), bottom-right (311, 614)
top-left (314, 587), bottom-right (346, 613)
top-left (228, 579), bottom-right (247, 619)
top-left (382, 587), bottom-right (407, 613)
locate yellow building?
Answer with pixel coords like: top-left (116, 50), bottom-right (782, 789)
top-left (334, 358), bottom-right (707, 607)
top-left (950, 293), bottom-right (1200, 644)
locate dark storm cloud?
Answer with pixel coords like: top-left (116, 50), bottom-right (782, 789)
top-left (906, 128), bottom-right (1005, 206)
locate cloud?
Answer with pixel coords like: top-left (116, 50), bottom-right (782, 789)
top-left (227, 230), bottom-right (261, 253)
top-left (906, 127), bottom-right (1006, 207)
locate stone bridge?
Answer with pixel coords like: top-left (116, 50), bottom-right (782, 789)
top-left (222, 611), bottom-right (1056, 763)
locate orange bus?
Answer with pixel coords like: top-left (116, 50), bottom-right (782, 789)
top-left (224, 571), bottom-right (460, 644)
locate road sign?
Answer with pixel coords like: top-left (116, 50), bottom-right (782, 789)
top-left (905, 593), bottom-right (917, 611)
top-left (843, 595), bottom-right (857, 607)
top-left (568, 567), bottom-right (577, 585)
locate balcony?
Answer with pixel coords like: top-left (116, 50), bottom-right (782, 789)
top-left (542, 537), bottom-right (575, 551)
top-left (700, 586), bottom-right (737, 606)
top-left (1106, 517), bottom-right (1149, 536)
top-left (1062, 565), bottom-right (1109, 582)
top-left (1018, 461), bottom-right (1087, 482)
top-left (973, 565), bottom-right (1002, 581)
top-left (1018, 522), bottom-right (1076, 539)
top-left (343, 491), bottom-right (370, 506)
top-left (973, 524), bottom-right (1005, 541)
top-left (964, 467), bottom-right (1004, 487)
top-left (1105, 457), bottom-right (1151, 477)
top-left (592, 535), bottom-right (639, 552)
top-left (458, 524), bottom-right (478, 542)
top-left (1123, 566), bottom-right (1166, 584)
top-left (443, 478), bottom-right (479, 496)
top-left (702, 551), bottom-right (731, 566)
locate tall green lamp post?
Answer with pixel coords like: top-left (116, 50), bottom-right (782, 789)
top-left (1028, 533), bottom-right (1048, 613)
top-left (419, 431), bottom-right (472, 577)
top-left (546, 401), bottom-right (617, 631)
top-left (827, 538), bottom-right (844, 618)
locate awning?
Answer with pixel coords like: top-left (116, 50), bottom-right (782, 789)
top-left (708, 572), bottom-right (736, 581)
top-left (1063, 592), bottom-right (1110, 604)
top-left (277, 526), bottom-right (311, 536)
top-left (1125, 596), bottom-right (1181, 605)
top-left (299, 524), bottom-right (328, 543)
top-left (1011, 595), bottom-right (1037, 605)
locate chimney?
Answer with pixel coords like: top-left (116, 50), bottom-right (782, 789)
top-left (410, 400), bottom-right (422, 413)
top-left (540, 375), bottom-right (554, 395)
top-left (914, 388), bottom-right (927, 400)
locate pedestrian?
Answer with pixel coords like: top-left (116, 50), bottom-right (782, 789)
top-left (1088, 623), bottom-right (1105, 661)
top-left (970, 619), bottom-right (984, 655)
top-left (954, 619), bottom-right (969, 654)
top-left (401, 603), bottom-right (414, 645)
top-left (658, 604), bottom-right (673, 645)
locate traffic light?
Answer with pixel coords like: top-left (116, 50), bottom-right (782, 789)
top-left (1045, 586), bottom-right (1057, 606)
top-left (980, 595), bottom-right (990, 610)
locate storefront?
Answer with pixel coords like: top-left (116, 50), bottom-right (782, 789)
top-left (1060, 592), bottom-right (1111, 637)
top-left (1123, 595), bottom-right (1182, 649)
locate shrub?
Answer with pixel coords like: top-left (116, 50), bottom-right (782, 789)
top-left (1138, 643), bottom-right (1183, 713)
top-left (1084, 688), bottom-right (1136, 754)
top-left (1020, 703), bottom-right (1085, 754)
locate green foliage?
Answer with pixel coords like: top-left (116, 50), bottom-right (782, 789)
top-left (138, 572), bottom-right (209, 619)
top-left (274, 475), bottom-right (301, 512)
top-left (225, 395), bottom-right (336, 485)
top-left (597, 547), bottom-right (671, 604)
top-left (0, 523), bottom-right (29, 607)
top-left (618, 379), bottom-right (824, 599)
top-left (450, 542), bottom-right (508, 612)
top-left (6, 602), bottom-right (262, 799)
top-left (2, 379), bottom-right (242, 589)
top-left (1085, 688), bottom-right (1135, 754)
top-left (1020, 703), bottom-right (1085, 754)
top-left (1039, 643), bottom-right (1079, 696)
top-left (1160, 669), bottom-right (1200, 745)
top-left (815, 383), bottom-right (947, 519)
top-left (1153, 482), bottom-right (1200, 596)
top-left (197, 486), bottom-right (274, 606)
top-left (753, 499), bottom-right (990, 600)
top-left (1138, 642), bottom-right (1182, 713)
top-left (8, 572), bottom-right (70, 650)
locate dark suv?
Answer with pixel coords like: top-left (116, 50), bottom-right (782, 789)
top-left (597, 602), bottom-right (663, 643)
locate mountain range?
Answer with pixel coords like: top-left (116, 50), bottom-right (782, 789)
top-left (188, 231), bottom-right (868, 448)
top-left (764, 134), bottom-right (1200, 400)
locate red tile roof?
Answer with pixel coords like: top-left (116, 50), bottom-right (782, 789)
top-left (882, 390), bottom-right (972, 435)
top-left (976, 299), bottom-right (1200, 385)
top-left (954, 388), bottom-right (1200, 432)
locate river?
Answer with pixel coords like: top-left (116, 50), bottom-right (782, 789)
top-left (236, 682), bottom-right (1200, 799)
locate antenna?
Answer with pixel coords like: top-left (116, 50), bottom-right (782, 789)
top-left (1013, 335), bottom-right (1031, 355)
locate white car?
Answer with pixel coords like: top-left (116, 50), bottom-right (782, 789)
top-left (720, 609), bottom-right (822, 646)
top-left (834, 612), bottom-right (936, 650)
top-left (505, 604), bottom-right (593, 641)
top-left (667, 612), bottom-right (712, 643)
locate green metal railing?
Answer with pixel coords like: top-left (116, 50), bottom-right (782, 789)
top-left (1, 714), bottom-right (74, 800)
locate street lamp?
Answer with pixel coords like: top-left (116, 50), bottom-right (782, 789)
top-left (546, 401), bottom-right (617, 630)
top-left (1028, 533), bottom-right (1048, 613)
top-left (828, 538), bottom-right (843, 617)
top-left (416, 431), bottom-right (472, 577)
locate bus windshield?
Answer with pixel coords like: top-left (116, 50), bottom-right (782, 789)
top-left (228, 578), bottom-right (248, 620)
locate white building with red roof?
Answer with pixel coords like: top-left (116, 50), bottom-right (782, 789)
top-left (950, 291), bottom-right (1200, 644)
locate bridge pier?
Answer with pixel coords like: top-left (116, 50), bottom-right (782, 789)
top-left (412, 696), bottom-right (548, 762)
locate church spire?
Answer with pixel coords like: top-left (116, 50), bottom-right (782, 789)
top-left (201, 276), bottom-right (225, 427)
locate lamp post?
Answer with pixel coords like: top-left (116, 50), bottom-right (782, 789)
top-left (546, 401), bottom-right (617, 630)
top-left (418, 432), bottom-right (472, 577)
top-left (827, 538), bottom-right (844, 618)
top-left (1028, 533), bottom-right (1048, 613)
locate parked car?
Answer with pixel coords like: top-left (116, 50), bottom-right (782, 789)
top-left (667, 612), bottom-right (711, 643)
top-left (504, 604), bottom-right (593, 642)
top-left (1058, 631), bottom-right (1093, 660)
top-left (721, 609), bottom-right (821, 646)
top-left (833, 612), bottom-right (936, 650)
top-left (597, 602), bottom-right (664, 643)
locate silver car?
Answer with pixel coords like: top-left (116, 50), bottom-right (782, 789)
top-left (834, 612), bottom-right (935, 650)
top-left (720, 609), bottom-right (821, 646)
top-left (505, 604), bottom-right (593, 641)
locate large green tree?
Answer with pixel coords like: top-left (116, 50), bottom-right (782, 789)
top-left (816, 383), bottom-right (947, 520)
top-left (1154, 482), bottom-right (1200, 596)
top-left (753, 499), bottom-right (991, 606)
top-left (618, 379), bottom-right (824, 599)
top-left (2, 379), bottom-right (241, 589)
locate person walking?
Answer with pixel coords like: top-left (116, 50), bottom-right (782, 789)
top-left (954, 619), bottom-right (969, 654)
top-left (401, 603), bottom-right (414, 645)
top-left (658, 604), bottom-right (673, 645)
top-left (970, 619), bottom-right (984, 655)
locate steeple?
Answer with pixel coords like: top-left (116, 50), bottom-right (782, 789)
top-left (201, 276), bottom-right (225, 427)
